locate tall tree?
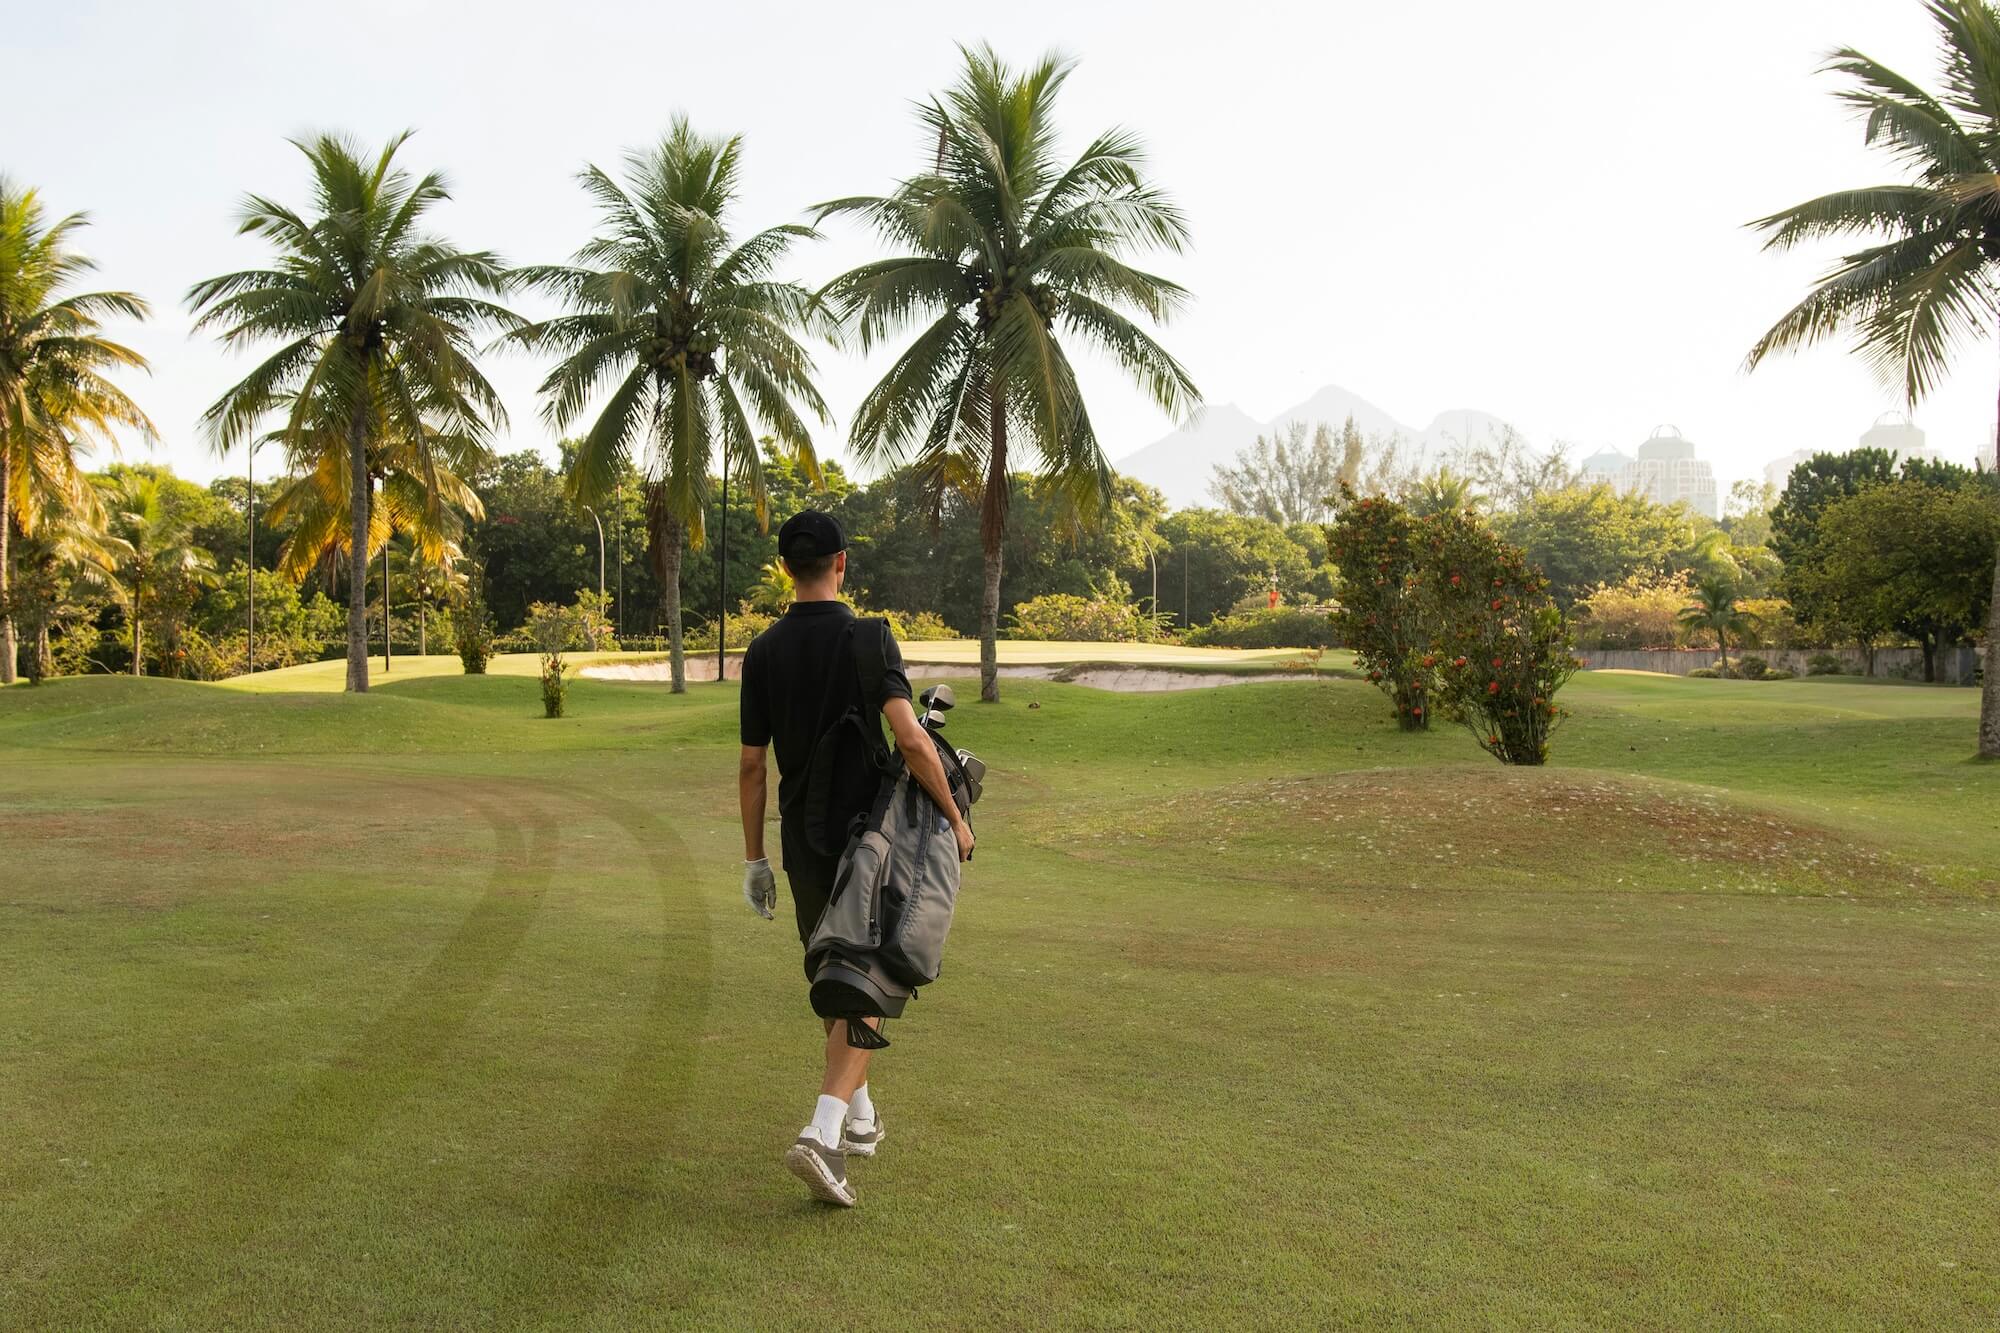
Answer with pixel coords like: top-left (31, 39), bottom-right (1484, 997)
top-left (1745, 0), bottom-right (2000, 755)
top-left (188, 132), bottom-right (517, 693)
top-left (0, 179), bottom-right (154, 683)
top-left (507, 119), bottom-right (829, 693)
top-left (97, 470), bottom-right (215, 676)
top-left (1789, 482), bottom-right (1999, 681)
top-left (1209, 420), bottom-right (1344, 525)
top-left (816, 45), bottom-right (1200, 701)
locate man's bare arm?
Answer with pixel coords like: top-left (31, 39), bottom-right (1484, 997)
top-left (739, 744), bottom-right (769, 860)
top-left (884, 697), bottom-right (974, 861)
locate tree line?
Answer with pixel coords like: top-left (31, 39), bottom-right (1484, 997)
top-left (0, 45), bottom-right (1197, 703)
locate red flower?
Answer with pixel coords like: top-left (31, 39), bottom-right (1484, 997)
top-left (1449, 573), bottom-right (1462, 586)
top-left (1411, 706), bottom-right (1423, 717)
top-left (1421, 655), bottom-right (1436, 667)
top-left (1491, 657), bottom-right (1503, 668)
top-left (1453, 656), bottom-right (1468, 667)
top-left (1487, 680), bottom-right (1500, 695)
top-left (1490, 598), bottom-right (1504, 609)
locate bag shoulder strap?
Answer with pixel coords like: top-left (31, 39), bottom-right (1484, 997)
top-left (851, 618), bottom-right (890, 717)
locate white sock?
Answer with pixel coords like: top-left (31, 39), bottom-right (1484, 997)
top-left (848, 1083), bottom-right (875, 1125)
top-left (806, 1094), bottom-right (848, 1147)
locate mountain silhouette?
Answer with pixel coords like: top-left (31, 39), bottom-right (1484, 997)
top-left (1116, 385), bottom-right (1520, 509)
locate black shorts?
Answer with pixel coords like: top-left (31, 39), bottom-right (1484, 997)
top-left (780, 821), bottom-right (840, 980)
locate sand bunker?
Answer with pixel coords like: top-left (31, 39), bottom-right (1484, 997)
top-left (579, 658), bottom-right (1318, 692)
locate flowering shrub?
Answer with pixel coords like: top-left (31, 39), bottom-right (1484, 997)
top-left (1420, 509), bottom-right (1579, 765)
top-left (1328, 487), bottom-right (1433, 729)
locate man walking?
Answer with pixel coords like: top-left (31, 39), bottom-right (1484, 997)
top-left (737, 510), bottom-right (975, 1207)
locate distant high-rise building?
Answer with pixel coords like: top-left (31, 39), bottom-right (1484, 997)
top-left (1574, 431), bottom-right (1718, 518)
top-left (1578, 446), bottom-right (1632, 485)
top-left (1626, 426), bottom-right (1718, 519)
top-left (1763, 412), bottom-right (1948, 489)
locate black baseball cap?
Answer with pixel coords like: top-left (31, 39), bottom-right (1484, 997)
top-left (777, 509), bottom-right (846, 563)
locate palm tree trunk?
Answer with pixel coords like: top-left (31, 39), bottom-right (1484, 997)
top-left (647, 482), bottom-right (687, 694)
top-left (0, 455), bottom-right (15, 685)
top-left (419, 597), bottom-right (427, 658)
top-left (979, 385), bottom-right (1008, 704)
top-left (34, 621), bottom-right (50, 683)
top-left (1718, 628), bottom-right (1729, 678)
top-left (345, 403), bottom-right (370, 693)
top-left (131, 586), bottom-right (143, 677)
top-left (1981, 370), bottom-right (2000, 757)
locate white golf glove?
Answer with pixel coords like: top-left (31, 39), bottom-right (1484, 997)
top-left (742, 858), bottom-right (776, 920)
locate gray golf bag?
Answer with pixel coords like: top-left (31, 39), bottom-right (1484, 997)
top-left (807, 685), bottom-right (984, 1041)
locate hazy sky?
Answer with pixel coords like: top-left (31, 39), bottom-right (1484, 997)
top-left (13, 0), bottom-right (1998, 493)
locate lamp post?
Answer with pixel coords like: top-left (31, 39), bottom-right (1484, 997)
top-left (717, 466), bottom-right (728, 682)
top-left (615, 480), bottom-right (624, 637)
top-left (582, 504), bottom-right (605, 650)
top-left (245, 438), bottom-right (258, 675)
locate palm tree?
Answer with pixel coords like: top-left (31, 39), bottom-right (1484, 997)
top-left (97, 471), bottom-right (215, 676)
top-left (1744, 0), bottom-right (2000, 755)
top-left (1678, 576), bottom-right (1754, 677)
top-left (747, 559), bottom-right (794, 614)
top-left (187, 132), bottom-right (518, 693)
top-left (506, 119), bottom-right (830, 694)
top-left (0, 178), bottom-right (154, 684)
top-left (1406, 469), bottom-right (1483, 517)
top-left (261, 396), bottom-right (488, 670)
top-left (9, 490), bottom-right (125, 682)
top-left (815, 46), bottom-right (1200, 701)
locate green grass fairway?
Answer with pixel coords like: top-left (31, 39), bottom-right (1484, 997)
top-left (3, 664), bottom-right (1996, 1328)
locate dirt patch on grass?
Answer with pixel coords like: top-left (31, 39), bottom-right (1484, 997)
top-left (1048, 767), bottom-right (1937, 898)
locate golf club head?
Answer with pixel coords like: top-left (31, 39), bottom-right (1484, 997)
top-left (956, 750), bottom-right (985, 805)
top-left (920, 684), bottom-right (956, 713)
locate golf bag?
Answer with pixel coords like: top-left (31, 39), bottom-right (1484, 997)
top-left (807, 690), bottom-right (983, 1042)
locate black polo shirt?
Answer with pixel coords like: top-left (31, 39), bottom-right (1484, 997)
top-left (739, 601), bottom-right (913, 824)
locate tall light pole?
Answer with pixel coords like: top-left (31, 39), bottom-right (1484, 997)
top-left (717, 466), bottom-right (728, 682)
top-left (614, 480), bottom-right (624, 637)
top-left (245, 438), bottom-right (258, 675)
top-left (583, 504), bottom-right (605, 650)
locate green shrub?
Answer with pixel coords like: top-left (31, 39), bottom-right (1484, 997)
top-left (1763, 667), bottom-right (1796, 680)
top-left (686, 608), bottom-right (775, 651)
top-left (1572, 572), bottom-right (1693, 649)
top-left (456, 569), bottom-right (496, 675)
top-left (1806, 652), bottom-right (1847, 676)
top-left (883, 609), bottom-right (955, 641)
top-left (1184, 605), bottom-right (1337, 649)
top-left (1007, 592), bottom-right (1169, 643)
top-left (1735, 655), bottom-right (1770, 680)
top-left (1687, 667), bottom-right (1721, 678)
top-left (526, 602), bottom-right (585, 718)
